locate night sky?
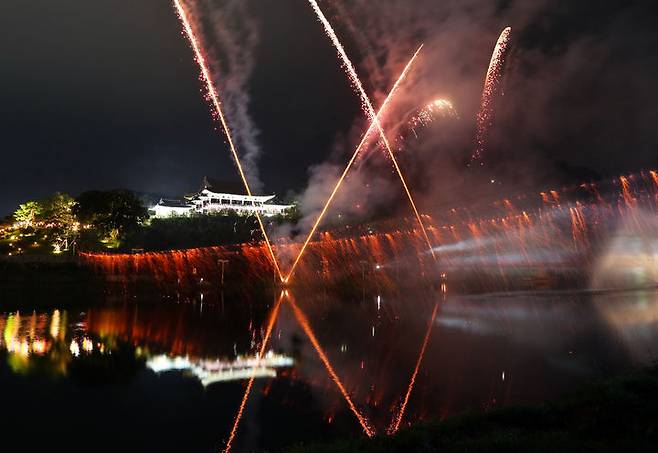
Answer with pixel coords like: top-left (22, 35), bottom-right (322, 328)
top-left (2, 0), bottom-right (658, 217)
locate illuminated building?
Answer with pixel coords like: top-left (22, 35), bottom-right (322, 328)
top-left (151, 177), bottom-right (293, 218)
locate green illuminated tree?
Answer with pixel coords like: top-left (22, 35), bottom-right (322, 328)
top-left (13, 201), bottom-right (43, 226)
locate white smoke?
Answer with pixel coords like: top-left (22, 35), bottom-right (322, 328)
top-left (187, 0), bottom-right (264, 193)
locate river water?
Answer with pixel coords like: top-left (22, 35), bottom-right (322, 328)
top-left (1, 286), bottom-right (657, 452)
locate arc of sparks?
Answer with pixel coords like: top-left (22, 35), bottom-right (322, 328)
top-left (471, 26), bottom-right (512, 165)
top-left (285, 45), bottom-right (424, 283)
top-left (388, 301), bottom-right (439, 434)
top-left (173, 0), bottom-right (283, 282)
top-left (288, 294), bottom-right (375, 437)
top-left (306, 0), bottom-right (436, 262)
top-left (224, 292), bottom-right (286, 453)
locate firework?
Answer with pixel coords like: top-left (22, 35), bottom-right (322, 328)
top-left (306, 0), bottom-right (436, 262)
top-left (404, 99), bottom-right (458, 140)
top-left (285, 46), bottom-right (423, 283)
top-left (389, 300), bottom-right (439, 434)
top-left (224, 293), bottom-right (285, 453)
top-left (173, 0), bottom-right (283, 281)
top-left (288, 294), bottom-right (375, 437)
top-left (472, 27), bottom-right (512, 165)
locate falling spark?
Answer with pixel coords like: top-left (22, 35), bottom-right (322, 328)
top-left (306, 0), bottom-right (435, 261)
top-left (389, 301), bottom-right (439, 434)
top-left (620, 175), bottom-right (636, 207)
top-left (472, 27), bottom-right (512, 164)
top-left (285, 46), bottom-right (423, 283)
top-left (650, 170), bottom-right (658, 188)
top-left (173, 0), bottom-right (283, 281)
top-left (224, 293), bottom-right (285, 453)
top-left (288, 295), bottom-right (375, 437)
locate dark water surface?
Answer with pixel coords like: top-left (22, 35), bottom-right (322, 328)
top-left (1, 286), bottom-right (657, 452)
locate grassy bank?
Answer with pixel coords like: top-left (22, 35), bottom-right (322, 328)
top-left (285, 366), bottom-right (658, 452)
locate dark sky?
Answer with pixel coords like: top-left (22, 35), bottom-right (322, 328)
top-left (1, 0), bottom-right (658, 217)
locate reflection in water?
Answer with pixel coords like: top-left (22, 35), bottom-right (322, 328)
top-left (2, 288), bottom-right (658, 451)
top-left (146, 352), bottom-right (294, 386)
top-left (0, 309), bottom-right (104, 375)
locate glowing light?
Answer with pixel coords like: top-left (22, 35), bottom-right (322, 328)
top-left (285, 45), bottom-right (424, 283)
top-left (389, 301), bottom-right (439, 434)
top-left (472, 27), bottom-right (512, 164)
top-left (173, 0), bottom-right (283, 281)
top-left (306, 0), bottom-right (435, 261)
top-left (49, 310), bottom-right (60, 339)
top-left (70, 340), bottom-right (80, 357)
top-left (288, 295), bottom-right (375, 437)
top-left (82, 337), bottom-right (93, 353)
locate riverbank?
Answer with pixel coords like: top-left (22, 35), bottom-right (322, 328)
top-left (0, 255), bottom-right (104, 309)
top-left (285, 366), bottom-right (658, 452)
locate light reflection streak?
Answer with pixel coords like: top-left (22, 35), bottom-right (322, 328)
top-left (224, 290), bottom-right (376, 451)
top-left (287, 293), bottom-right (375, 437)
top-left (389, 299), bottom-right (440, 434)
top-left (224, 292), bottom-right (285, 453)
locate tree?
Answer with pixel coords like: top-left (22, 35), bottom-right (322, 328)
top-left (13, 201), bottom-right (43, 226)
top-left (42, 193), bottom-right (78, 251)
top-left (75, 190), bottom-right (148, 246)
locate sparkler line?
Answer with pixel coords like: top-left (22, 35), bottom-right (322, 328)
top-left (284, 46), bottom-right (424, 283)
top-left (224, 292), bottom-right (285, 453)
top-left (472, 26), bottom-right (512, 164)
top-left (306, 0), bottom-right (435, 261)
top-left (173, 0), bottom-right (283, 282)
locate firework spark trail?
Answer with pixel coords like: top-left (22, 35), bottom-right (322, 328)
top-left (472, 26), bottom-right (512, 165)
top-left (288, 295), bottom-right (375, 437)
top-left (388, 300), bottom-right (439, 434)
top-left (173, 0), bottom-right (283, 281)
top-left (285, 46), bottom-right (423, 283)
top-left (224, 292), bottom-right (285, 453)
top-left (651, 170), bottom-right (658, 188)
top-left (403, 98), bottom-right (458, 141)
top-left (306, 0), bottom-right (436, 261)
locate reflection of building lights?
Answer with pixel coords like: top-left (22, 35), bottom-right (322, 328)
top-left (70, 340), bottom-right (80, 357)
top-left (146, 351), bottom-right (294, 386)
top-left (49, 310), bottom-right (60, 339)
top-left (82, 338), bottom-right (93, 353)
top-left (32, 339), bottom-right (47, 354)
top-left (20, 340), bottom-right (29, 357)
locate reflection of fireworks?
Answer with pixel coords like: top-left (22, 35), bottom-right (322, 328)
top-left (389, 300), bottom-right (439, 434)
top-left (405, 99), bottom-right (458, 140)
top-left (173, 0), bottom-right (283, 281)
top-left (288, 295), bottom-right (375, 437)
top-left (472, 27), bottom-right (512, 165)
top-left (225, 293), bottom-right (285, 453)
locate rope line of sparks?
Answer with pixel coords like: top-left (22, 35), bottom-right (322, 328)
top-left (305, 0), bottom-right (436, 265)
top-left (173, 0), bottom-right (283, 282)
top-left (284, 45), bottom-right (424, 283)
